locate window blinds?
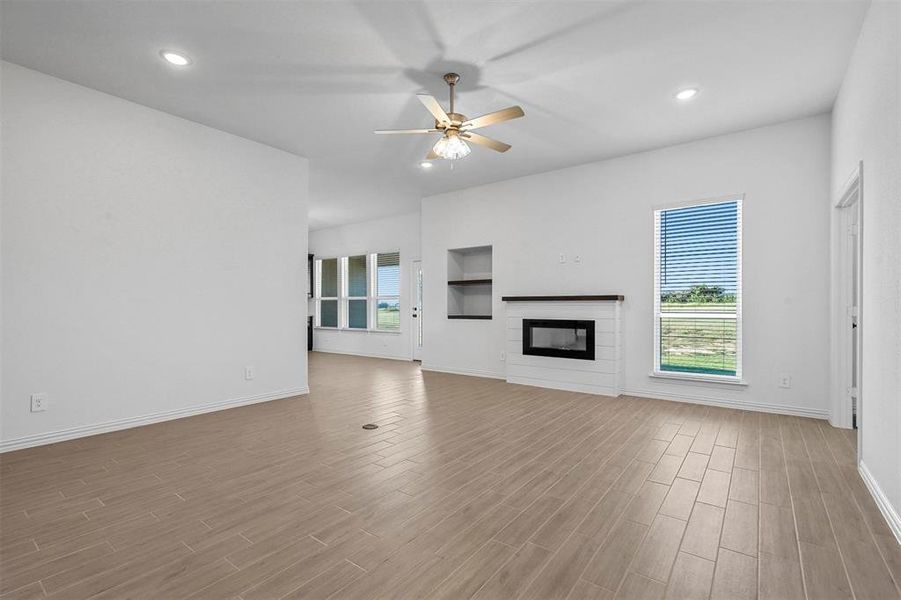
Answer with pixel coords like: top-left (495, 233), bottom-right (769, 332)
top-left (657, 200), bottom-right (740, 377)
top-left (376, 252), bottom-right (400, 330)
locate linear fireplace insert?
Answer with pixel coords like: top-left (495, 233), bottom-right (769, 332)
top-left (522, 319), bottom-right (595, 360)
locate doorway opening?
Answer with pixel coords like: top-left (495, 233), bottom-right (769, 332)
top-left (835, 163), bottom-right (863, 441)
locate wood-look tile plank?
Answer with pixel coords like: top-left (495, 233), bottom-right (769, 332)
top-left (577, 489), bottom-right (634, 543)
top-left (729, 468), bottom-right (759, 505)
top-left (708, 446), bottom-right (735, 473)
top-left (677, 453), bottom-right (710, 483)
top-left (471, 542), bottom-right (550, 600)
top-left (758, 469), bottom-right (790, 507)
top-left (759, 502), bottom-right (798, 560)
top-left (494, 495), bottom-right (563, 547)
top-left (710, 548), bottom-right (757, 600)
top-left (838, 538), bottom-right (901, 600)
top-left (430, 540), bottom-right (514, 600)
top-left (720, 500), bottom-right (758, 557)
top-left (791, 493), bottom-right (835, 547)
top-left (616, 573), bottom-right (666, 600)
top-left (757, 552), bottom-right (806, 600)
top-left (281, 559), bottom-right (365, 600)
top-left (631, 514), bottom-right (687, 583)
top-left (665, 435), bottom-right (695, 459)
top-left (583, 519), bottom-right (648, 591)
top-left (663, 552), bottom-right (714, 600)
top-left (697, 469), bottom-right (731, 508)
top-left (659, 478), bottom-right (700, 521)
top-left (521, 533), bottom-right (602, 600)
top-left (798, 541), bottom-right (853, 599)
top-left (623, 481), bottom-right (669, 526)
top-left (0, 582), bottom-right (44, 600)
top-left (680, 502), bottom-right (725, 562)
top-left (648, 455), bottom-right (684, 486)
top-left (569, 579), bottom-right (616, 600)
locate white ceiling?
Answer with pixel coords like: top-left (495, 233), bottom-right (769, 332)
top-left (1, 1), bottom-right (868, 229)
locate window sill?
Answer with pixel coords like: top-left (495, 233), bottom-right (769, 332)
top-left (649, 371), bottom-right (748, 386)
top-left (314, 327), bottom-right (402, 335)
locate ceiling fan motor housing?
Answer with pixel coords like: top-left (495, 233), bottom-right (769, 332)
top-left (438, 113), bottom-right (467, 131)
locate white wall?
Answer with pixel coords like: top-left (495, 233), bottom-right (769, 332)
top-left (1, 63), bottom-right (310, 451)
top-left (422, 115), bottom-right (832, 418)
top-left (309, 211), bottom-right (420, 361)
top-left (831, 1), bottom-right (901, 538)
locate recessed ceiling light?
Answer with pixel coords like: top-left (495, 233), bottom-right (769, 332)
top-left (675, 88), bottom-right (699, 101)
top-left (160, 50), bottom-right (191, 66)
top-left (419, 161), bottom-right (433, 169)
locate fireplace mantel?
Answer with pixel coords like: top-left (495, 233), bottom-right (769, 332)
top-left (502, 295), bottom-right (624, 302)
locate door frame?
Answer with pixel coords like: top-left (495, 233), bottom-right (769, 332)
top-left (410, 259), bottom-right (423, 361)
top-left (831, 162), bottom-right (863, 447)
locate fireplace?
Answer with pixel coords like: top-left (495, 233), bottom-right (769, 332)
top-left (522, 319), bottom-right (595, 361)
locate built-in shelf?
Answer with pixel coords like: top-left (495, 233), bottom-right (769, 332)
top-left (448, 279), bottom-right (493, 286)
top-left (447, 245), bottom-right (493, 319)
top-left (502, 294), bottom-right (625, 302)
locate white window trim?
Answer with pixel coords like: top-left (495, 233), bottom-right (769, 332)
top-left (313, 258), bottom-right (339, 329)
top-left (372, 252), bottom-right (401, 332)
top-left (652, 195), bottom-right (744, 384)
top-left (344, 255), bottom-right (369, 330)
top-left (313, 252), bottom-right (402, 334)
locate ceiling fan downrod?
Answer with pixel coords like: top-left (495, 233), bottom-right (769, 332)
top-left (444, 72), bottom-right (460, 115)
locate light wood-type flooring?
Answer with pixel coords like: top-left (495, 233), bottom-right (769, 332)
top-left (1, 353), bottom-right (899, 599)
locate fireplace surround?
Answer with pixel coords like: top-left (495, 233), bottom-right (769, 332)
top-left (522, 318), bottom-right (596, 360)
top-left (502, 295), bottom-right (623, 396)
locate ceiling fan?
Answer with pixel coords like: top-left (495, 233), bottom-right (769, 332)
top-left (375, 73), bottom-right (524, 161)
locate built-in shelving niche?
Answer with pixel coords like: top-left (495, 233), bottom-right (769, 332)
top-left (447, 245), bottom-right (493, 319)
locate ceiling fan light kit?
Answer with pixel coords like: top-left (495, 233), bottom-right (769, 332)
top-left (375, 73), bottom-right (524, 161)
top-left (433, 131), bottom-right (471, 160)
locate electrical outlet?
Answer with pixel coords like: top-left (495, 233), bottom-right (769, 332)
top-left (559, 253), bottom-right (567, 264)
top-left (30, 393), bottom-right (47, 412)
top-left (778, 374), bottom-right (791, 389)
top-left (499, 351), bottom-right (506, 361)
top-left (244, 366), bottom-right (255, 381)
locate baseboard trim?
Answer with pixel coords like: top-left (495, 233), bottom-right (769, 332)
top-left (623, 387), bottom-right (830, 420)
top-left (859, 460), bottom-right (901, 544)
top-left (312, 349), bottom-right (411, 362)
top-left (507, 376), bottom-right (619, 397)
top-left (0, 387), bottom-right (310, 454)
top-left (420, 364), bottom-right (506, 380)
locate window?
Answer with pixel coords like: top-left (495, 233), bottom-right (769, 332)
top-left (654, 199), bottom-right (742, 379)
top-left (314, 251), bottom-right (401, 331)
top-left (316, 258), bottom-right (339, 328)
top-left (375, 252), bottom-right (400, 330)
top-left (345, 255), bottom-right (368, 329)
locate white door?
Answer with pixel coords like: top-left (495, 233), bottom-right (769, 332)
top-left (411, 260), bottom-right (423, 361)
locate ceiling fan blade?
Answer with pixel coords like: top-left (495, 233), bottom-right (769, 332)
top-left (461, 106), bottom-right (524, 130)
top-left (417, 94), bottom-right (450, 125)
top-left (461, 132), bottom-right (511, 153)
top-left (374, 128), bottom-right (439, 134)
